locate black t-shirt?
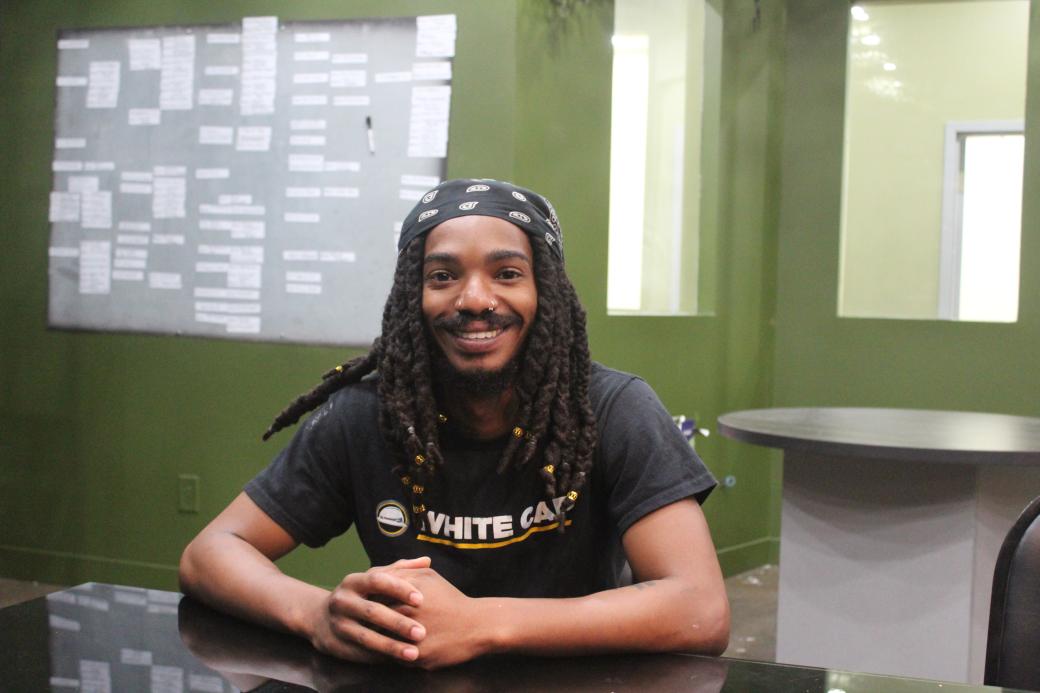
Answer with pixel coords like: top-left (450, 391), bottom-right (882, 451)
top-left (245, 363), bottom-right (716, 598)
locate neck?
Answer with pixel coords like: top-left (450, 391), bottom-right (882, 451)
top-left (443, 387), bottom-right (518, 440)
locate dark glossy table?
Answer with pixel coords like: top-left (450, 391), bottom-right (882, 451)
top-left (718, 407), bottom-right (1040, 685)
top-left (0, 582), bottom-right (1031, 692)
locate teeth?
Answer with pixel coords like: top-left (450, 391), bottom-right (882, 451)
top-left (458, 329), bottom-right (501, 340)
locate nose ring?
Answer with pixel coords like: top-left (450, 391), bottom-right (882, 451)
top-left (488, 299), bottom-right (498, 312)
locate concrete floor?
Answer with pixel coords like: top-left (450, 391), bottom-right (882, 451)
top-left (0, 566), bottom-right (779, 661)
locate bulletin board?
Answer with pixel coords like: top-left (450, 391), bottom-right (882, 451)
top-left (46, 14), bottom-right (456, 345)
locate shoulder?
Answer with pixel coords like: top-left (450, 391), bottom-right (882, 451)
top-left (588, 362), bottom-right (659, 421)
top-left (297, 375), bottom-right (380, 440)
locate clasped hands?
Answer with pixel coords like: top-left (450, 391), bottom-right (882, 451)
top-left (308, 556), bottom-right (487, 670)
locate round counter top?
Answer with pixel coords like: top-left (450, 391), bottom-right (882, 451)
top-left (717, 407), bottom-right (1040, 465)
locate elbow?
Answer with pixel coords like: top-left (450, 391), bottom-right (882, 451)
top-left (178, 537), bottom-right (202, 597)
top-left (675, 594), bottom-right (730, 656)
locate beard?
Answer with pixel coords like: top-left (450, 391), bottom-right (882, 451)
top-left (427, 312), bottom-right (525, 396)
top-left (430, 346), bottom-right (522, 396)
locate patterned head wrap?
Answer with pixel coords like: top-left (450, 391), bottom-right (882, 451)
top-left (397, 178), bottom-right (564, 262)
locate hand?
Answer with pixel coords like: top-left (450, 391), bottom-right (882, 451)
top-left (388, 566), bottom-right (492, 670)
top-left (308, 557), bottom-right (432, 664)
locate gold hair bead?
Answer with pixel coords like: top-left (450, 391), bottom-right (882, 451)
top-left (415, 454), bottom-right (425, 465)
top-left (401, 476), bottom-right (411, 485)
top-left (543, 464), bottom-right (555, 475)
top-left (412, 484), bottom-right (424, 495)
top-left (567, 491), bottom-right (579, 502)
top-left (335, 365), bottom-right (343, 372)
top-left (413, 504), bottom-right (426, 514)
top-left (512, 426), bottom-right (524, 438)
top-left (438, 413), bottom-right (448, 423)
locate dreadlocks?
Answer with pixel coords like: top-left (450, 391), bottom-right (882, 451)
top-left (262, 229), bottom-right (597, 528)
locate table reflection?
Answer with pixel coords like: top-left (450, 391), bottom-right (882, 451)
top-left (0, 583), bottom-right (1024, 692)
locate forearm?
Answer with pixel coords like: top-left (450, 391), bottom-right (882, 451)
top-left (481, 577), bottom-right (729, 657)
top-left (179, 532), bottom-right (327, 640)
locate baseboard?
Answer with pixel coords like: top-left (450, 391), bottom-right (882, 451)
top-left (716, 537), bottom-right (779, 577)
top-left (0, 544), bottom-right (179, 591)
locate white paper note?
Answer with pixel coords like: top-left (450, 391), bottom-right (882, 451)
top-left (332, 94), bottom-right (370, 107)
top-left (408, 85), bottom-right (451, 158)
top-left (330, 70), bottom-right (366, 88)
top-left (128, 39), bottom-right (161, 70)
top-left (128, 108), bottom-right (161, 125)
top-left (332, 52), bottom-right (368, 64)
top-left (86, 61), bottom-right (121, 109)
top-left (198, 88), bottom-right (233, 106)
top-left (195, 168), bottom-right (229, 179)
top-left (416, 14), bottom-right (457, 58)
top-left (323, 187), bottom-right (359, 198)
top-left (289, 135), bottom-right (325, 146)
top-left (49, 192), bottom-right (80, 222)
top-left (79, 241), bottom-right (111, 295)
top-left (290, 119), bottom-right (327, 130)
top-left (285, 212), bottom-right (320, 223)
top-left (204, 65), bottom-right (239, 76)
top-left (153, 177), bottom-right (187, 218)
top-left (207, 33), bottom-right (241, 44)
top-left (294, 51), bottom-right (330, 62)
top-left (292, 94), bottom-right (328, 106)
top-left (412, 61), bottom-right (452, 81)
top-left (236, 126), bottom-right (271, 151)
top-left (149, 272), bottom-right (183, 289)
top-left (160, 35), bottom-right (195, 110)
top-left (199, 126), bottom-right (234, 145)
top-left (287, 283), bottom-right (322, 294)
top-left (374, 71), bottom-right (412, 84)
top-left (150, 665), bottom-right (184, 693)
top-left (58, 38), bottom-right (90, 50)
top-left (79, 660), bottom-right (112, 693)
top-left (81, 191), bottom-right (112, 229)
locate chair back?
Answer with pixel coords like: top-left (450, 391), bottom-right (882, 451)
top-left (986, 494), bottom-right (1040, 690)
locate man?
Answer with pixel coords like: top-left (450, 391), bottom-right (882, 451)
top-left (179, 179), bottom-right (729, 670)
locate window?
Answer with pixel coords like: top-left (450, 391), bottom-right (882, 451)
top-left (607, 0), bottom-right (720, 315)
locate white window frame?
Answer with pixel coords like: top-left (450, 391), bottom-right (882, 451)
top-left (937, 119), bottom-right (1024, 321)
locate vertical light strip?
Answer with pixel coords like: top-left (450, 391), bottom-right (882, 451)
top-left (607, 34), bottom-right (649, 312)
top-left (958, 133), bottom-right (1023, 322)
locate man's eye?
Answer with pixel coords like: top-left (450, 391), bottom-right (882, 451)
top-left (428, 270), bottom-right (453, 282)
top-left (498, 269), bottom-right (522, 280)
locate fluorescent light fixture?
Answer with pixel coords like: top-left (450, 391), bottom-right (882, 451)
top-left (862, 34), bottom-right (881, 46)
top-left (850, 5), bottom-right (869, 21)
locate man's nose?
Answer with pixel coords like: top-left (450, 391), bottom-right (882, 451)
top-left (454, 275), bottom-right (496, 314)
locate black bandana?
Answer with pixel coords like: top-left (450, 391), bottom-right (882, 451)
top-left (397, 178), bottom-right (564, 261)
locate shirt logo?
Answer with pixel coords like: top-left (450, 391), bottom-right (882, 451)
top-left (466, 184), bottom-right (490, 193)
top-left (509, 211), bottom-right (531, 223)
top-left (511, 191), bottom-right (527, 201)
top-left (422, 190), bottom-right (438, 204)
top-left (418, 209), bottom-right (438, 222)
top-left (375, 500), bottom-right (409, 537)
top-left (459, 201), bottom-right (479, 210)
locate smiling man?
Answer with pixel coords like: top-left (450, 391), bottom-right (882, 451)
top-left (179, 179), bottom-right (729, 670)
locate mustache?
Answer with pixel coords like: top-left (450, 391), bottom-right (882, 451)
top-left (431, 310), bottom-right (522, 332)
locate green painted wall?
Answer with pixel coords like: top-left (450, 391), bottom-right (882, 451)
top-left (525, 0), bottom-right (787, 574)
top-left (775, 0), bottom-right (1040, 416)
top-left (1, 0), bottom-right (787, 591)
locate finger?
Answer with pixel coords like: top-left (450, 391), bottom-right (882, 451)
top-left (331, 617), bottom-right (421, 662)
top-left (379, 556), bottom-right (431, 571)
top-left (329, 590), bottom-right (426, 642)
top-left (366, 569), bottom-right (425, 607)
